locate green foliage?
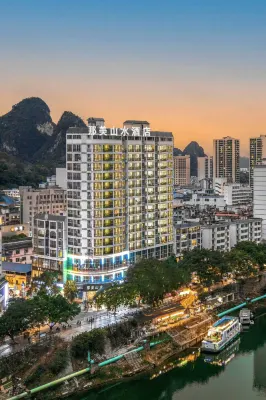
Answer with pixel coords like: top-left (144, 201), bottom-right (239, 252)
top-left (0, 294), bottom-right (80, 342)
top-left (95, 283), bottom-right (138, 312)
top-left (48, 349), bottom-right (68, 375)
top-left (0, 299), bottom-right (36, 342)
top-left (107, 320), bottom-right (137, 349)
top-left (64, 280), bottom-right (78, 303)
top-left (2, 234), bottom-right (27, 243)
top-left (226, 249), bottom-right (257, 279)
top-left (29, 271), bottom-right (61, 296)
top-left (180, 248), bottom-right (229, 287)
top-left (234, 241), bottom-right (266, 270)
top-left (71, 329), bottom-right (106, 358)
top-left (24, 365), bottom-right (46, 386)
top-left (31, 294), bottom-right (80, 326)
top-left (127, 258), bottom-right (189, 306)
top-left (0, 152), bottom-right (55, 189)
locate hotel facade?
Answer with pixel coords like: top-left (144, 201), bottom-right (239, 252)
top-left (66, 119), bottom-right (173, 292)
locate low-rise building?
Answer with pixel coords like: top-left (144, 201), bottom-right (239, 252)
top-left (2, 189), bottom-right (20, 199)
top-left (223, 184), bottom-right (252, 207)
top-left (2, 262), bottom-right (31, 294)
top-left (201, 218), bottom-right (262, 252)
top-left (185, 193), bottom-right (226, 210)
top-left (229, 218), bottom-right (262, 246)
top-left (0, 194), bottom-right (20, 226)
top-left (32, 214), bottom-right (67, 281)
top-left (173, 205), bottom-right (192, 225)
top-left (2, 239), bottom-right (33, 264)
top-left (174, 223), bottom-right (201, 258)
top-left (201, 223), bottom-right (231, 251)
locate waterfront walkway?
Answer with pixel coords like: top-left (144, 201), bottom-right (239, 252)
top-left (0, 306), bottom-right (141, 358)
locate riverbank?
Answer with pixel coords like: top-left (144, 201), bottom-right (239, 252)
top-left (4, 288), bottom-right (266, 399)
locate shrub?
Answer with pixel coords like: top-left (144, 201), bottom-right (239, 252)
top-left (71, 328), bottom-right (106, 359)
top-left (49, 349), bottom-right (68, 375)
top-left (24, 365), bottom-right (46, 386)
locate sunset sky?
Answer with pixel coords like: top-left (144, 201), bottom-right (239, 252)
top-left (1, 0), bottom-right (266, 155)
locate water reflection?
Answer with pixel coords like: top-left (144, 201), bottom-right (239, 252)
top-left (73, 310), bottom-right (266, 400)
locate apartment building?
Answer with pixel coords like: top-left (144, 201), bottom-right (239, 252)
top-left (197, 156), bottom-right (213, 181)
top-left (223, 184), bottom-right (252, 206)
top-left (229, 219), bottom-right (262, 246)
top-left (201, 223), bottom-right (231, 251)
top-left (174, 223), bottom-right (201, 258)
top-left (66, 118), bottom-right (173, 291)
top-left (253, 164), bottom-right (266, 239)
top-left (174, 155), bottom-right (190, 186)
top-left (213, 137), bottom-right (240, 183)
top-left (201, 219), bottom-right (262, 251)
top-left (185, 193), bottom-right (226, 210)
top-left (32, 214), bottom-right (67, 281)
top-left (250, 135), bottom-right (266, 188)
top-left (20, 187), bottom-right (67, 234)
top-left (2, 239), bottom-right (33, 264)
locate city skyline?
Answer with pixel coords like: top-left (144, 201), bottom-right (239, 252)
top-left (2, 0), bottom-right (266, 155)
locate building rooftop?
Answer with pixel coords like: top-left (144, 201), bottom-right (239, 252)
top-left (87, 117), bottom-right (105, 122)
top-left (175, 222), bottom-right (201, 229)
top-left (123, 120), bottom-right (149, 125)
top-left (2, 262), bottom-right (32, 274)
top-left (2, 239), bottom-right (32, 251)
top-left (34, 213), bottom-right (66, 222)
top-left (0, 195), bottom-right (17, 206)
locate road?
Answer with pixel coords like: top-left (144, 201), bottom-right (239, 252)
top-left (0, 306), bottom-right (141, 358)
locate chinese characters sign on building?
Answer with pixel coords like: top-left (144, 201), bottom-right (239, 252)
top-left (88, 126), bottom-right (151, 137)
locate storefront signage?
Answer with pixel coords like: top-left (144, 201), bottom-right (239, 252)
top-left (83, 284), bottom-right (104, 292)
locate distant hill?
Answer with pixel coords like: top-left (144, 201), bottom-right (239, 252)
top-left (173, 147), bottom-right (182, 156)
top-left (0, 97), bottom-right (54, 161)
top-left (0, 97), bottom-right (249, 186)
top-left (173, 141), bottom-right (206, 177)
top-left (182, 141), bottom-right (206, 176)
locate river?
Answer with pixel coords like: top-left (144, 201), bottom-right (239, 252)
top-left (72, 310), bottom-right (266, 400)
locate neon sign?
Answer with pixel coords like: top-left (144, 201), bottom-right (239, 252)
top-left (88, 126), bottom-right (151, 137)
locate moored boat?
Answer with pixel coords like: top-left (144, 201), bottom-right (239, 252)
top-left (239, 308), bottom-right (254, 325)
top-left (201, 316), bottom-right (241, 353)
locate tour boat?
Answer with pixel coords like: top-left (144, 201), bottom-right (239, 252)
top-left (203, 337), bottom-right (240, 366)
top-left (201, 316), bottom-right (241, 353)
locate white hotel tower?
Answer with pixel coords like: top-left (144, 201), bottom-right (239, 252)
top-left (66, 119), bottom-right (173, 290)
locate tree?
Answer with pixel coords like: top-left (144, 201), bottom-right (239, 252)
top-left (94, 283), bottom-right (137, 312)
top-left (71, 329), bottom-right (106, 358)
top-left (234, 241), bottom-right (266, 271)
top-left (31, 294), bottom-right (80, 326)
top-left (126, 258), bottom-right (189, 306)
top-left (64, 280), bottom-right (78, 302)
top-left (0, 299), bottom-right (36, 342)
top-left (226, 249), bottom-right (257, 280)
top-left (29, 271), bottom-right (61, 296)
top-left (179, 248), bottom-right (229, 287)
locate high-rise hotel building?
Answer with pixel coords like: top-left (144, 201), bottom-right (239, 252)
top-left (213, 137), bottom-right (240, 184)
top-left (66, 119), bottom-right (173, 290)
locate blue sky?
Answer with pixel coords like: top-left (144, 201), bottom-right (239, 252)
top-left (1, 0), bottom-right (266, 153)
